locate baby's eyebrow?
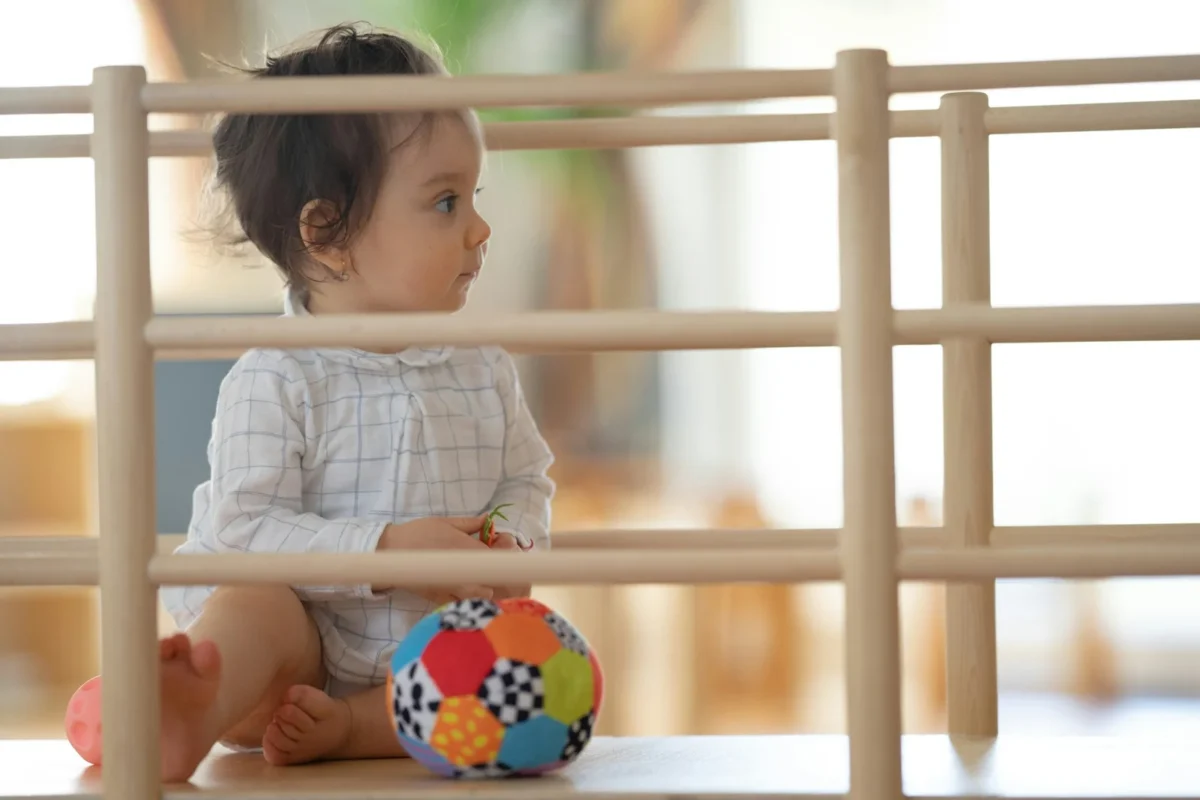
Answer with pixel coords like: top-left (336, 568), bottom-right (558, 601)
top-left (420, 170), bottom-right (471, 187)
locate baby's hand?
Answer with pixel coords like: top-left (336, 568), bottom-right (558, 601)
top-left (377, 515), bottom-right (493, 603)
top-left (489, 531), bottom-right (524, 551)
top-left (489, 530), bottom-right (533, 599)
top-left (479, 504), bottom-right (513, 547)
top-left (380, 515), bottom-right (489, 551)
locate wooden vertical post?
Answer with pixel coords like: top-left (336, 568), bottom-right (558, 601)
top-left (940, 91), bottom-right (999, 737)
top-left (834, 49), bottom-right (903, 799)
top-left (93, 65), bottom-right (159, 800)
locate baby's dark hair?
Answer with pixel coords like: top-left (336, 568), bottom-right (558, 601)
top-left (205, 23), bottom-right (447, 287)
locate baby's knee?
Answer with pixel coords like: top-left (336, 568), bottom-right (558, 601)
top-left (208, 584), bottom-right (304, 618)
top-left (207, 586), bottom-right (314, 645)
top-left (206, 584), bottom-right (327, 688)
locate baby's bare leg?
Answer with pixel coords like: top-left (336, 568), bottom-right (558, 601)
top-left (160, 585), bottom-right (325, 781)
top-left (263, 683), bottom-right (408, 765)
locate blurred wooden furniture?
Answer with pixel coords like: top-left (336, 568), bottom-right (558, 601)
top-left (691, 492), bottom-right (805, 733)
top-left (0, 416), bottom-right (97, 725)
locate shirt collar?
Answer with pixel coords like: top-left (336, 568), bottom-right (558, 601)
top-left (283, 285), bottom-right (456, 370)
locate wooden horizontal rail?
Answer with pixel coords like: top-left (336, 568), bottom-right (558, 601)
top-left (0, 321), bottom-right (93, 360)
top-left (986, 99), bottom-right (1200, 134)
top-left (0, 133), bottom-right (95, 159)
top-left (897, 303), bottom-right (1200, 344)
top-left (7, 522), bottom-right (1194, 555)
top-left (146, 542), bottom-right (1200, 585)
top-left (142, 304), bottom-right (1200, 353)
top-left (904, 544), bottom-right (1200, 580)
top-left (5, 304), bottom-right (1200, 362)
top-left (0, 114), bottom-right (838, 159)
top-left (4, 53), bottom-right (1198, 116)
top-left (889, 53), bottom-right (1200, 92)
top-left (143, 310), bottom-right (838, 353)
top-left (0, 553), bottom-right (98, 586)
top-left (137, 69), bottom-right (832, 114)
top-left (5, 100), bottom-right (1200, 160)
top-left (145, 549), bottom-right (840, 586)
top-left (4, 523), bottom-right (1197, 586)
top-left (0, 84), bottom-right (90, 114)
top-left (990, 523), bottom-right (1200, 547)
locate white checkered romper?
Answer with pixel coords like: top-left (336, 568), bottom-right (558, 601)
top-left (160, 289), bottom-right (555, 690)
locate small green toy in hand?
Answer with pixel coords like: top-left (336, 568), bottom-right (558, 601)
top-left (480, 503), bottom-right (512, 547)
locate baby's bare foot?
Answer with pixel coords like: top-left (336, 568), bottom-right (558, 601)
top-left (158, 633), bottom-right (222, 782)
top-left (262, 685), bottom-right (352, 766)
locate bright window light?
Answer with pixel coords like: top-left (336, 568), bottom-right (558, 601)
top-left (0, 0), bottom-right (144, 407)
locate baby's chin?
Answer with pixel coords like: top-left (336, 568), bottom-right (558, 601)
top-left (444, 282), bottom-right (477, 312)
top-left (370, 288), bottom-right (471, 314)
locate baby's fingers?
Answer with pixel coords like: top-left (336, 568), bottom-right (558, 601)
top-left (455, 585), bottom-right (494, 601)
top-left (489, 532), bottom-right (522, 550)
top-left (442, 514), bottom-right (489, 534)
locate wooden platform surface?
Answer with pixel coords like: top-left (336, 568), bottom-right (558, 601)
top-left (5, 735), bottom-right (1200, 799)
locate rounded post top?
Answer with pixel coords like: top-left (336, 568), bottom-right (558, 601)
top-left (91, 65), bottom-right (148, 115)
top-left (832, 49), bottom-right (890, 99)
top-left (939, 91), bottom-right (990, 113)
top-left (835, 48), bottom-right (890, 65)
top-left (940, 90), bottom-right (990, 105)
top-left (92, 64), bottom-right (148, 81)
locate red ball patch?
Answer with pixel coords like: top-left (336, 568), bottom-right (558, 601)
top-left (499, 597), bottom-right (553, 617)
top-left (588, 647), bottom-right (604, 715)
top-left (422, 630), bottom-right (498, 696)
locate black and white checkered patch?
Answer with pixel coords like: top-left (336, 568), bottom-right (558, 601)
top-left (438, 597), bottom-right (500, 631)
top-left (477, 658), bottom-right (544, 726)
top-left (561, 712), bottom-right (595, 761)
top-left (545, 611), bottom-right (588, 655)
top-left (391, 659), bottom-right (442, 743)
top-left (454, 762), bottom-right (513, 779)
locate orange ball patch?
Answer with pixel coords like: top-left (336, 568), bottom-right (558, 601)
top-left (484, 610), bottom-right (563, 665)
top-left (430, 696), bottom-right (505, 767)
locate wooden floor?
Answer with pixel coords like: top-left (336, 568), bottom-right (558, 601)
top-left (4, 735), bottom-right (1200, 799)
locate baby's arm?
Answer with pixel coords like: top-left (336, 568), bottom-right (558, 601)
top-left (203, 351), bottom-right (390, 602)
top-left (487, 350), bottom-right (555, 552)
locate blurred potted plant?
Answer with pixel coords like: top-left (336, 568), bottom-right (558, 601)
top-left (380, 0), bottom-right (663, 467)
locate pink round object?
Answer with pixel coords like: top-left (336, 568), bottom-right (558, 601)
top-left (64, 675), bottom-right (103, 765)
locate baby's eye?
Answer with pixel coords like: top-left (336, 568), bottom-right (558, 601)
top-left (435, 194), bottom-right (458, 213)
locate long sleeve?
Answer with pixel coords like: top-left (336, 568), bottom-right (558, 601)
top-left (204, 350), bottom-right (388, 601)
top-left (487, 350), bottom-right (555, 551)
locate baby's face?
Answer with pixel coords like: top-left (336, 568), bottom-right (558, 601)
top-left (321, 112), bottom-right (491, 315)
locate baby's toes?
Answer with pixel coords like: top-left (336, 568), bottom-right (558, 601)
top-left (262, 721), bottom-right (297, 764)
top-left (285, 684), bottom-right (340, 722)
top-left (273, 703), bottom-right (315, 739)
top-left (159, 633), bottom-right (189, 661)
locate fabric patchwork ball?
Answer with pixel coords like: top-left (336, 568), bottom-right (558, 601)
top-left (562, 711), bottom-right (595, 761)
top-left (545, 611), bottom-right (588, 655)
top-left (479, 658), bottom-right (545, 726)
top-left (389, 597), bottom-right (602, 779)
top-left (389, 659), bottom-right (442, 742)
top-left (438, 597), bottom-right (500, 631)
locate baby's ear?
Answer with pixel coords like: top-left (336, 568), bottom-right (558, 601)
top-left (298, 198), bottom-right (349, 277)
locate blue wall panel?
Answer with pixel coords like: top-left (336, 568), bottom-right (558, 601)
top-left (153, 359), bottom-right (236, 535)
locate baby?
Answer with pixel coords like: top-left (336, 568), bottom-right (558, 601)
top-left (155, 24), bottom-right (555, 782)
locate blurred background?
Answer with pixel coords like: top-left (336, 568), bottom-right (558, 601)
top-left (1, 0), bottom-right (1198, 743)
